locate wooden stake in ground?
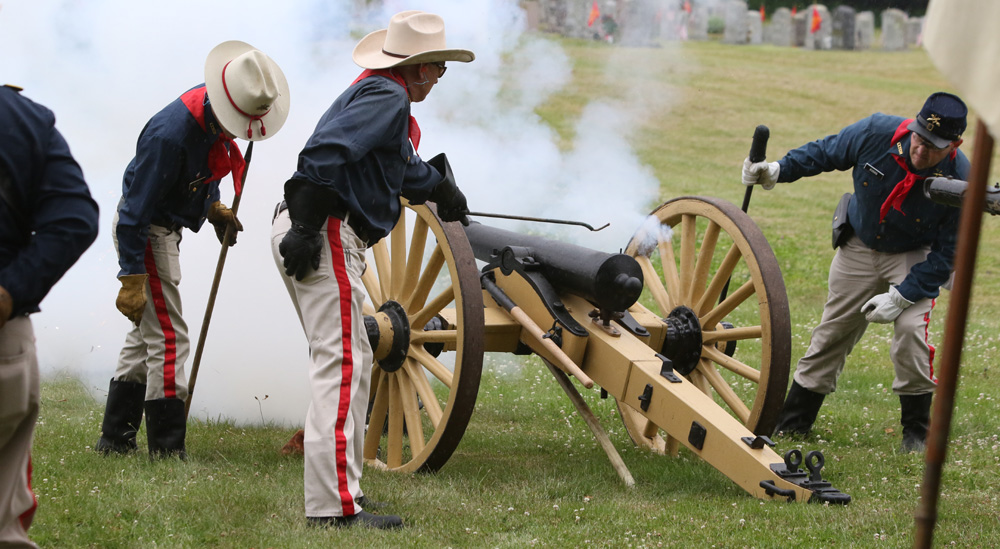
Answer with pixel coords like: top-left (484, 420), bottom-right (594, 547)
top-left (185, 141), bottom-right (254, 418)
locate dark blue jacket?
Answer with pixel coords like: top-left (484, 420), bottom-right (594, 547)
top-left (0, 85), bottom-right (99, 317)
top-left (777, 113), bottom-right (970, 302)
top-left (292, 75), bottom-right (442, 242)
top-left (116, 84), bottom-right (229, 276)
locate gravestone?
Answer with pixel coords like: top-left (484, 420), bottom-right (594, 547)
top-left (524, 1), bottom-right (541, 31)
top-left (855, 11), bottom-right (875, 50)
top-left (792, 11), bottom-right (807, 47)
top-left (746, 10), bottom-right (763, 44)
top-left (906, 16), bottom-right (924, 47)
top-left (832, 5), bottom-right (856, 50)
top-left (803, 4), bottom-right (832, 50)
top-left (881, 8), bottom-right (907, 51)
top-left (766, 7), bottom-right (793, 47)
top-left (687, 5), bottom-right (709, 41)
top-left (724, 0), bottom-right (749, 44)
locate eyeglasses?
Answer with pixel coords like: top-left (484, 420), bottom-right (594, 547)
top-left (432, 62), bottom-right (447, 78)
top-left (912, 132), bottom-right (949, 151)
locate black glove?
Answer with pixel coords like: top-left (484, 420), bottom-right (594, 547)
top-left (427, 153), bottom-right (470, 226)
top-left (279, 222), bottom-right (323, 281)
top-left (279, 178), bottom-right (339, 281)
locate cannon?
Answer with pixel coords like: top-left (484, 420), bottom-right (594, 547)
top-left (924, 177), bottom-right (1000, 215)
top-left (359, 196), bottom-right (850, 505)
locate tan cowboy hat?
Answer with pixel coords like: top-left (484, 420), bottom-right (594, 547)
top-left (352, 11), bottom-right (475, 70)
top-left (205, 40), bottom-right (290, 142)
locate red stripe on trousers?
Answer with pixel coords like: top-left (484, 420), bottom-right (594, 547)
top-left (925, 299), bottom-right (937, 384)
top-left (144, 240), bottom-right (178, 398)
top-left (327, 218), bottom-right (356, 516)
top-left (18, 457), bottom-right (37, 531)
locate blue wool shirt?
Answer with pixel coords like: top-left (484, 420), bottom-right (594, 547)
top-left (292, 75), bottom-right (442, 242)
top-left (777, 113), bottom-right (970, 302)
top-left (116, 84), bottom-right (230, 276)
top-left (0, 85), bottom-right (99, 317)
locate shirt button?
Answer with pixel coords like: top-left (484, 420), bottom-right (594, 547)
top-left (915, 218), bottom-right (921, 223)
top-left (876, 235), bottom-right (882, 239)
top-left (863, 181), bottom-right (868, 187)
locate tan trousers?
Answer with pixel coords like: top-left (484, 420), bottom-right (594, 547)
top-left (794, 235), bottom-right (938, 396)
top-left (0, 317), bottom-right (40, 548)
top-left (271, 209), bottom-right (373, 518)
top-left (111, 216), bottom-right (189, 401)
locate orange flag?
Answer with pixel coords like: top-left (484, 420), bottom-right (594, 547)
top-left (810, 6), bottom-right (821, 33)
top-left (760, 4), bottom-right (766, 22)
top-left (791, 5), bottom-right (797, 16)
top-left (588, 1), bottom-right (600, 27)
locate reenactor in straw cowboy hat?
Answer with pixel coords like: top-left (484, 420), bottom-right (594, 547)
top-left (271, 10), bottom-right (474, 529)
top-left (742, 92), bottom-right (970, 453)
top-left (0, 84), bottom-right (99, 548)
top-left (96, 41), bottom-right (289, 460)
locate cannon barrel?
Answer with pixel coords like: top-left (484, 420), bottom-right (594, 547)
top-left (463, 222), bottom-right (643, 313)
top-left (924, 177), bottom-right (1000, 215)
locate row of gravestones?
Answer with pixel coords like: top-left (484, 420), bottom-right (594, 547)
top-left (726, 3), bottom-right (922, 50)
top-left (525, 0), bottom-right (922, 51)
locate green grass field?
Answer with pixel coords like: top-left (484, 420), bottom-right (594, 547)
top-left (31, 38), bottom-right (1000, 547)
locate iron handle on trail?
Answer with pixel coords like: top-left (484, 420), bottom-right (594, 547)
top-left (743, 124), bottom-right (770, 212)
top-left (722, 126), bottom-right (769, 305)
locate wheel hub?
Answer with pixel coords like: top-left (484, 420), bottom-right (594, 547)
top-left (661, 306), bottom-right (702, 376)
top-left (370, 300), bottom-right (410, 373)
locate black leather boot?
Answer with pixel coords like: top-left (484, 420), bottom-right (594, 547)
top-left (95, 378), bottom-right (146, 455)
top-left (144, 398), bottom-right (187, 460)
top-left (900, 393), bottom-right (933, 453)
top-left (773, 381), bottom-right (827, 436)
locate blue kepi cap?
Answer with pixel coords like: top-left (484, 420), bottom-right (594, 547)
top-left (907, 92), bottom-right (967, 148)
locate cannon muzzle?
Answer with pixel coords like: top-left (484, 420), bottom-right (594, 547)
top-left (924, 177), bottom-right (1000, 215)
top-left (464, 222), bottom-right (643, 313)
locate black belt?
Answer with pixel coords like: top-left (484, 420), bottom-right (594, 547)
top-left (273, 200), bottom-right (372, 245)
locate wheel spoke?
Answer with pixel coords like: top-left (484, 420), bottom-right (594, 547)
top-left (401, 215), bottom-right (429, 299)
top-left (678, 214), bottom-right (698, 304)
top-left (410, 286), bottom-right (455, 332)
top-left (404, 358), bottom-right (443, 427)
top-left (364, 373), bottom-right (389, 459)
top-left (701, 345), bottom-right (761, 383)
top-left (397, 370), bottom-right (425, 455)
top-left (407, 344), bottom-right (455, 388)
top-left (371, 240), bottom-right (392, 302)
top-left (362, 263), bottom-right (383, 304)
top-left (390, 213), bottom-right (407, 298)
top-left (701, 279), bottom-right (755, 328)
top-left (410, 329), bottom-right (458, 344)
top-left (690, 221), bottom-right (721, 306)
top-left (404, 246), bottom-right (445, 311)
top-left (694, 244), bottom-right (743, 316)
top-left (657, 233), bottom-right (682, 305)
top-left (635, 255), bottom-right (673, 314)
top-left (697, 359), bottom-right (751, 423)
top-left (702, 325), bottom-right (762, 344)
top-left (387, 374), bottom-right (405, 468)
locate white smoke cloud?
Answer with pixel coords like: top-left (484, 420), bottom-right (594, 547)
top-left (0, 0), bottom-right (672, 426)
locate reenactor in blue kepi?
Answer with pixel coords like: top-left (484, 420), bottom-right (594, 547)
top-left (96, 41), bottom-right (289, 459)
top-left (742, 92), bottom-right (970, 452)
top-left (0, 84), bottom-right (100, 548)
top-left (272, 10), bottom-right (474, 529)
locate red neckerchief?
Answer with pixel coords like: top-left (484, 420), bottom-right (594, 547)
top-left (180, 86), bottom-right (246, 196)
top-left (351, 69), bottom-right (421, 151)
top-left (880, 119), bottom-right (959, 221)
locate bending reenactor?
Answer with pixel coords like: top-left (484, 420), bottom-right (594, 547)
top-left (97, 41), bottom-right (289, 459)
top-left (742, 92), bottom-right (969, 452)
top-left (271, 10), bottom-right (473, 529)
top-left (0, 84), bottom-right (99, 548)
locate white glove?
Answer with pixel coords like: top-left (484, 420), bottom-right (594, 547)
top-left (861, 286), bottom-right (913, 323)
top-left (741, 158), bottom-right (780, 190)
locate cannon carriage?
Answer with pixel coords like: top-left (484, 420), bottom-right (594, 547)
top-left (359, 195), bottom-right (850, 505)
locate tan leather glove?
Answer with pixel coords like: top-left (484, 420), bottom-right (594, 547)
top-left (0, 285), bottom-right (12, 331)
top-left (116, 274), bottom-right (149, 323)
top-left (206, 200), bottom-right (243, 246)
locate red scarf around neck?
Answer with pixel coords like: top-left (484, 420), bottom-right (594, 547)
top-left (180, 86), bottom-right (246, 196)
top-left (880, 118), bottom-right (959, 221)
top-left (352, 69), bottom-right (421, 151)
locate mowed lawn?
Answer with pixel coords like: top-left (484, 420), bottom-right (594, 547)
top-left (32, 38), bottom-right (1000, 548)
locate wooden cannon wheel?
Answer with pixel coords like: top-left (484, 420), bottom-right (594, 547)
top-left (617, 196), bottom-right (791, 450)
top-left (361, 199), bottom-right (484, 473)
